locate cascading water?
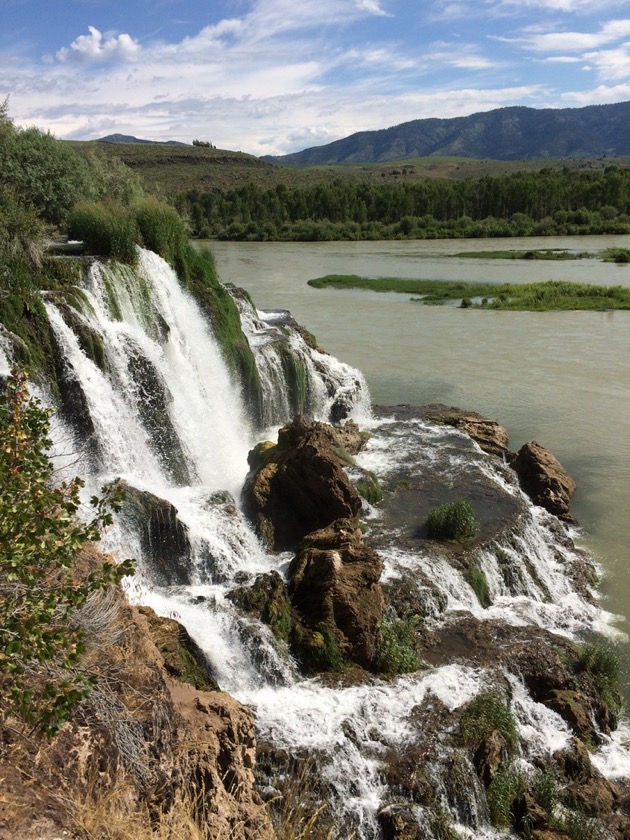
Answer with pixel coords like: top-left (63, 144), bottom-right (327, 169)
top-left (233, 290), bottom-right (371, 427)
top-left (32, 247), bottom-right (630, 838)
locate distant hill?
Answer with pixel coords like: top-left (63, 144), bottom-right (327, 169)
top-left (97, 133), bottom-right (188, 146)
top-left (264, 102), bottom-right (630, 167)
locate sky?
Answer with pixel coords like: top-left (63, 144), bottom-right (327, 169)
top-left (2, 0), bottom-right (630, 157)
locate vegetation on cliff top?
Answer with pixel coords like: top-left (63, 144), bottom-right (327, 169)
top-left (0, 101), bottom-right (259, 402)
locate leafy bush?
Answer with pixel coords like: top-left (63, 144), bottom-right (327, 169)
top-left (0, 369), bottom-right (134, 734)
top-left (0, 103), bottom-right (99, 229)
top-left (458, 690), bottom-right (519, 757)
top-left (68, 201), bottom-right (139, 264)
top-left (375, 612), bottom-right (422, 676)
top-left (425, 499), bottom-right (479, 541)
top-left (465, 565), bottom-right (491, 607)
top-left (579, 642), bottom-right (622, 711)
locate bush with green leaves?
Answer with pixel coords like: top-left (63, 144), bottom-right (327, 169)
top-left (68, 200), bottom-right (139, 264)
top-left (458, 690), bottom-right (519, 757)
top-left (425, 499), bottom-right (479, 542)
top-left (0, 368), bottom-right (134, 734)
top-left (0, 101), bottom-right (100, 229)
top-left (375, 611), bottom-right (422, 676)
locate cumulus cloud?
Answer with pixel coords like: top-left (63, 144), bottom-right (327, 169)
top-left (55, 26), bottom-right (140, 63)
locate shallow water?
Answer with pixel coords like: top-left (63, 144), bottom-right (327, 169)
top-left (209, 235), bottom-right (630, 696)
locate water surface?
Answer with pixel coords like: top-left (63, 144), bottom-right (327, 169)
top-left (209, 236), bottom-right (630, 691)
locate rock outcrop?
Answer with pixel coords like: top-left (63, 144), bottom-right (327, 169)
top-left (511, 440), bottom-right (577, 521)
top-left (0, 551), bottom-right (273, 840)
top-left (423, 404), bottom-right (510, 457)
top-left (242, 415), bottom-right (363, 551)
top-left (288, 517), bottom-right (385, 671)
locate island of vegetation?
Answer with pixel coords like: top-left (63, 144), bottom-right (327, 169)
top-left (307, 275), bottom-right (630, 310)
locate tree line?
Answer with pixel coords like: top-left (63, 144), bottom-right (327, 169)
top-left (176, 166), bottom-right (630, 240)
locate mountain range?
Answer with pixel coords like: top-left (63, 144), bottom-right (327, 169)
top-left (263, 101), bottom-right (630, 167)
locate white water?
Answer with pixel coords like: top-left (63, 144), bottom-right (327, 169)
top-left (37, 247), bottom-right (630, 837)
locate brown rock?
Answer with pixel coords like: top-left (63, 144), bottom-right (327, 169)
top-left (243, 415), bottom-right (362, 551)
top-left (546, 689), bottom-right (597, 742)
top-left (421, 405), bottom-right (510, 456)
top-left (474, 729), bottom-right (507, 787)
top-left (0, 576), bottom-right (273, 840)
top-left (289, 518), bottom-right (385, 670)
top-left (137, 606), bottom-right (219, 690)
top-left (511, 440), bottom-right (577, 521)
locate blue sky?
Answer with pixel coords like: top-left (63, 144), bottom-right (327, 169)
top-left (2, 0), bottom-right (630, 156)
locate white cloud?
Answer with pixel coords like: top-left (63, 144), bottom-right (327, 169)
top-left (55, 26), bottom-right (140, 64)
top-left (497, 0), bottom-right (625, 11)
top-left (498, 18), bottom-right (630, 53)
top-left (355, 0), bottom-right (392, 16)
top-left (582, 45), bottom-right (630, 80)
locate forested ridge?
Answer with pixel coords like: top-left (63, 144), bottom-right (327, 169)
top-left (177, 166), bottom-right (630, 241)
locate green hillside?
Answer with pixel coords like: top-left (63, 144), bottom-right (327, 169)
top-left (68, 139), bottom-right (630, 197)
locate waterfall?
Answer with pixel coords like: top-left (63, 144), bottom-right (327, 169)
top-left (233, 290), bottom-right (371, 428)
top-left (25, 247), bottom-right (630, 839)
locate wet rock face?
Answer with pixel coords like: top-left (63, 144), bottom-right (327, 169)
top-left (137, 606), bottom-right (220, 691)
top-left (242, 415), bottom-right (363, 551)
top-left (123, 485), bottom-right (193, 585)
top-left (511, 440), bottom-right (577, 522)
top-left (422, 404), bottom-right (510, 457)
top-left (288, 518), bottom-right (385, 671)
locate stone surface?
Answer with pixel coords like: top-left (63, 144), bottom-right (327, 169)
top-left (474, 729), bottom-right (507, 787)
top-left (511, 440), bottom-right (577, 521)
top-left (424, 404), bottom-right (510, 456)
top-left (0, 553), bottom-right (273, 840)
top-left (242, 415), bottom-right (362, 551)
top-left (288, 517), bottom-right (385, 670)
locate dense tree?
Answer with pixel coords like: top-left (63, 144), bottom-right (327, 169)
top-left (179, 166), bottom-right (630, 241)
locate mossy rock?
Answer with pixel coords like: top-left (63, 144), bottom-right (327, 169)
top-left (356, 471), bottom-right (383, 506)
top-left (290, 621), bottom-right (345, 674)
top-left (138, 606), bottom-right (219, 691)
top-left (226, 571), bottom-right (292, 642)
top-left (247, 439), bottom-right (276, 471)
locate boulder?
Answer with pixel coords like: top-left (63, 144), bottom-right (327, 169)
top-left (226, 571), bottom-right (292, 642)
top-left (242, 415), bottom-right (362, 551)
top-left (137, 606), bottom-right (219, 691)
top-left (510, 441), bottom-right (577, 521)
top-left (474, 729), bottom-right (507, 787)
top-left (421, 404), bottom-right (510, 456)
top-left (288, 518), bottom-right (385, 671)
top-left (123, 485), bottom-right (192, 585)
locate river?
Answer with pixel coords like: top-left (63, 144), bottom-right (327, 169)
top-left (208, 235), bottom-right (630, 696)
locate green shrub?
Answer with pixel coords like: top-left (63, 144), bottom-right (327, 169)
top-left (425, 499), bottom-right (479, 541)
top-left (465, 565), bottom-right (491, 607)
top-left (459, 691), bottom-right (519, 757)
top-left (579, 642), bottom-right (622, 711)
top-left (0, 369), bottom-right (134, 734)
top-left (133, 197), bottom-right (189, 274)
top-left (375, 612), bottom-right (422, 676)
top-left (486, 767), bottom-right (528, 828)
top-left (68, 200), bottom-right (139, 264)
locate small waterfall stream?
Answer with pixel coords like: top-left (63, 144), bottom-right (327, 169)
top-left (31, 247), bottom-right (630, 838)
